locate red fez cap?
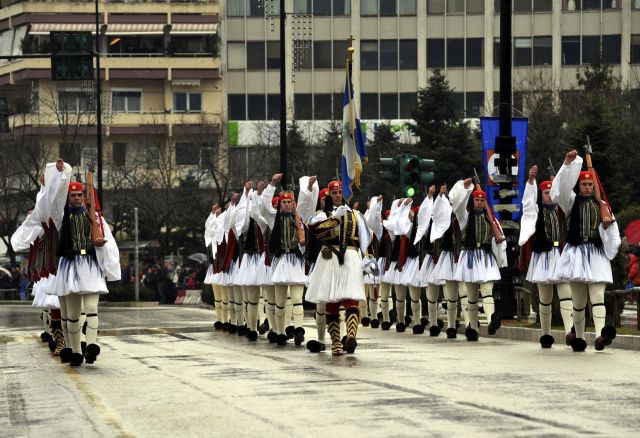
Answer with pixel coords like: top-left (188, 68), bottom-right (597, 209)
top-left (68, 182), bottom-right (84, 193)
top-left (384, 209), bottom-right (391, 219)
top-left (319, 188), bottom-right (329, 199)
top-left (539, 181), bottom-right (552, 191)
top-left (472, 190), bottom-right (486, 199)
top-left (579, 171), bottom-right (593, 181)
top-left (271, 196), bottom-right (280, 207)
top-left (411, 206), bottom-right (420, 214)
top-left (280, 192), bottom-right (295, 201)
top-left (328, 181), bottom-right (342, 191)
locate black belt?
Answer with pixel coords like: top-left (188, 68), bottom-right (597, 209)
top-left (60, 248), bottom-right (96, 258)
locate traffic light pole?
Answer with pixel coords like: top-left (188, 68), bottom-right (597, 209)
top-left (95, 0), bottom-right (103, 206)
top-left (279, 0), bottom-right (287, 183)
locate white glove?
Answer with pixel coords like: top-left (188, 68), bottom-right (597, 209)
top-left (333, 205), bottom-right (350, 218)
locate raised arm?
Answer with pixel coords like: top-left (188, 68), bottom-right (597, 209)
top-left (450, 178), bottom-right (473, 230)
top-left (297, 175), bottom-right (319, 225)
top-left (430, 185), bottom-right (453, 243)
top-left (414, 186), bottom-right (435, 244)
top-left (550, 150), bottom-right (581, 214)
top-left (365, 195), bottom-right (383, 240)
top-left (518, 165), bottom-right (540, 246)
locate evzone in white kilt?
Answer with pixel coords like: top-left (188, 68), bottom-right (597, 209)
top-left (44, 161), bottom-right (121, 367)
top-left (429, 188), bottom-right (464, 338)
top-left (305, 180), bottom-right (370, 356)
top-left (204, 205), bottom-right (230, 331)
top-left (361, 196), bottom-right (384, 329)
top-left (518, 173), bottom-right (574, 348)
top-left (550, 153), bottom-right (620, 352)
top-left (451, 179), bottom-right (507, 341)
top-left (378, 199), bottom-right (405, 330)
top-left (261, 179), bottom-right (307, 346)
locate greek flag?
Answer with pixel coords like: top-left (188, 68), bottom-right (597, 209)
top-left (341, 70), bottom-right (367, 201)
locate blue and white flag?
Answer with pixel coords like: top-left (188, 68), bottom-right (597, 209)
top-left (341, 69), bottom-right (367, 201)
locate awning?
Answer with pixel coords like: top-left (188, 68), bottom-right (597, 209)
top-left (106, 23), bottom-right (165, 35)
top-left (29, 23), bottom-right (96, 35)
top-left (172, 79), bottom-right (200, 87)
top-left (170, 23), bottom-right (218, 35)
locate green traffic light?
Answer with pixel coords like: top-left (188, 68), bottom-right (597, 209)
top-left (406, 186), bottom-right (415, 197)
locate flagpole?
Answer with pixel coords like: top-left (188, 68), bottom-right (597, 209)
top-left (345, 35), bottom-right (360, 186)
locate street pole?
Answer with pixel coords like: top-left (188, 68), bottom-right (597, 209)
top-left (279, 0), bottom-right (287, 182)
top-left (134, 207), bottom-right (139, 302)
top-left (94, 0), bottom-right (103, 205)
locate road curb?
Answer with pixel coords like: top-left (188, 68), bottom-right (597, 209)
top-left (99, 301), bottom-right (160, 308)
top-left (476, 325), bottom-right (640, 351)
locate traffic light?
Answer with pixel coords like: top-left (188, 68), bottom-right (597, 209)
top-left (419, 158), bottom-right (435, 186)
top-left (400, 155), bottom-right (436, 197)
top-left (379, 157), bottom-right (399, 183)
top-left (50, 31), bottom-right (93, 81)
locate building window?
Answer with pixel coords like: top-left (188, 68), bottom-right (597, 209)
top-left (227, 42), bottom-right (246, 69)
top-left (634, 0), bottom-right (640, 10)
top-left (228, 94), bottom-right (246, 120)
top-left (173, 92), bottom-right (202, 113)
top-left (361, 93), bottom-right (379, 119)
top-left (601, 34), bottom-right (621, 64)
top-left (380, 40), bottom-right (398, 70)
top-left (267, 94), bottom-right (280, 120)
top-left (247, 41), bottom-right (265, 69)
top-left (446, 38), bottom-right (464, 68)
top-left (227, 0), bottom-right (245, 16)
top-left (248, 0), bottom-right (266, 17)
top-left (447, 0), bottom-right (465, 13)
top-left (451, 92), bottom-right (464, 114)
top-left (380, 0), bottom-right (397, 16)
top-left (581, 35), bottom-right (600, 65)
top-left (466, 0), bottom-right (484, 13)
top-left (632, 35), bottom-right (640, 64)
top-left (295, 94), bottom-right (312, 120)
top-left (112, 143), bottom-right (126, 167)
top-left (466, 38), bottom-right (483, 67)
top-left (267, 41), bottom-right (280, 69)
top-left (57, 91), bottom-right (92, 113)
top-left (514, 37), bottom-right (533, 67)
top-left (361, 0), bottom-right (378, 15)
top-left (315, 94), bottom-right (332, 119)
top-left (175, 143), bottom-right (199, 166)
top-left (399, 39), bottom-right (417, 69)
top-left (333, 40), bottom-right (349, 68)
top-left (361, 40), bottom-right (378, 69)
top-left (398, 0), bottom-right (417, 15)
top-left (427, 0), bottom-right (445, 14)
top-left (399, 92), bottom-right (417, 118)
top-left (562, 36), bottom-right (580, 65)
top-left (247, 94), bottom-right (266, 120)
top-left (59, 143), bottom-right (81, 166)
top-left (493, 38), bottom-right (500, 67)
top-left (533, 0), bottom-right (553, 11)
top-left (427, 39), bottom-right (445, 68)
top-left (314, 41), bottom-right (332, 69)
top-left (112, 91), bottom-right (141, 113)
top-left (313, 0), bottom-right (331, 14)
top-left (466, 92), bottom-right (484, 117)
top-left (533, 36), bottom-right (552, 65)
top-left (380, 93), bottom-right (398, 119)
top-left (333, 92), bottom-right (343, 120)
top-left (514, 0), bottom-right (532, 12)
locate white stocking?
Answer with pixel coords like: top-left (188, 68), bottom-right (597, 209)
top-left (557, 283), bottom-right (573, 334)
top-left (212, 284), bottom-right (224, 324)
top-left (367, 285), bottom-right (378, 321)
top-left (233, 286), bottom-right (244, 327)
top-left (290, 285), bottom-right (304, 329)
top-left (58, 296), bottom-right (70, 346)
top-left (588, 283), bottom-right (607, 336)
top-left (465, 282), bottom-right (479, 331)
top-left (479, 282), bottom-right (495, 325)
top-left (226, 286), bottom-right (236, 326)
top-left (538, 283), bottom-right (554, 336)
top-left (409, 286), bottom-right (422, 325)
top-left (65, 294), bottom-right (84, 354)
top-left (458, 281), bottom-right (470, 325)
top-left (246, 286), bottom-right (261, 331)
top-left (285, 286), bottom-right (293, 329)
top-left (379, 282), bottom-right (392, 322)
top-left (444, 281), bottom-right (458, 330)
top-left (82, 293), bottom-right (100, 345)
top-left (274, 285), bottom-right (288, 335)
top-left (395, 284), bottom-right (407, 324)
top-left (570, 282), bottom-right (589, 339)
top-left (426, 284), bottom-right (439, 327)
top-left (316, 303), bottom-right (326, 343)
top-left (263, 286), bottom-right (276, 330)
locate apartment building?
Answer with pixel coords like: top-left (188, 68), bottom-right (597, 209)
top-left (223, 0), bottom-right (640, 132)
top-left (0, 0), bottom-right (221, 181)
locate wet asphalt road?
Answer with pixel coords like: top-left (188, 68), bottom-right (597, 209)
top-left (1, 305), bottom-right (640, 437)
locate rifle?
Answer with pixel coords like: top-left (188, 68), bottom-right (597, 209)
top-left (547, 157), bottom-right (556, 182)
top-left (86, 163), bottom-right (105, 243)
top-left (583, 136), bottom-right (614, 223)
top-left (473, 168), bottom-right (504, 241)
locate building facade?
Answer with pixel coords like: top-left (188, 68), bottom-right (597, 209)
top-left (223, 0), bottom-right (640, 127)
top-left (0, 0), bottom-right (222, 185)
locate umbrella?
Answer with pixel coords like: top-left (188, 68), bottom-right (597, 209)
top-left (0, 266), bottom-right (12, 279)
top-left (187, 253), bottom-right (208, 265)
top-left (624, 220), bottom-right (640, 244)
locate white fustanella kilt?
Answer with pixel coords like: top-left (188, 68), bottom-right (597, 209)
top-left (556, 243), bottom-right (612, 284)
top-left (50, 256), bottom-right (108, 296)
top-left (270, 253), bottom-right (307, 285)
top-left (306, 248), bottom-right (365, 303)
top-left (431, 251), bottom-right (457, 283)
top-left (453, 248), bottom-right (501, 284)
top-left (526, 247), bottom-right (563, 284)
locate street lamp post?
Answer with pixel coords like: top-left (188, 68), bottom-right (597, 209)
top-left (134, 207), bottom-right (139, 302)
top-left (279, 0), bottom-right (287, 182)
top-left (94, 0), bottom-right (103, 205)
